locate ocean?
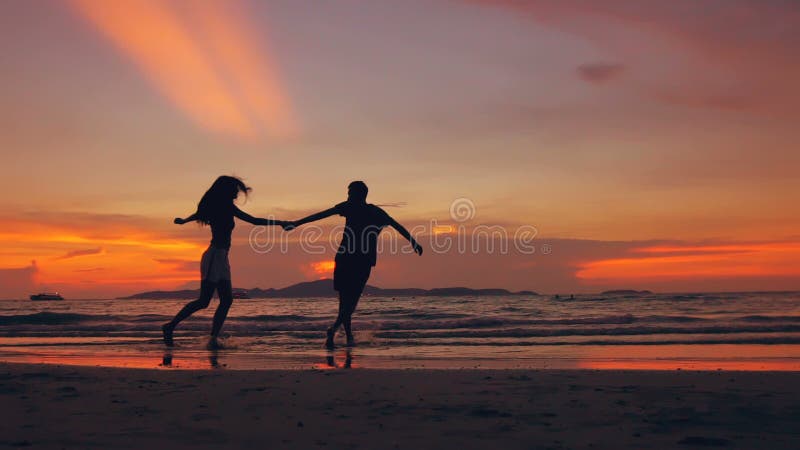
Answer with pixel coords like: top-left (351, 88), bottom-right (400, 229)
top-left (1, 292), bottom-right (799, 370)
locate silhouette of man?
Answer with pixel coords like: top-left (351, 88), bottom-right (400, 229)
top-left (290, 181), bottom-right (423, 348)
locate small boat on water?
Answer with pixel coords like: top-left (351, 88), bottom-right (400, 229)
top-left (30, 292), bottom-right (64, 301)
top-left (232, 289), bottom-right (250, 299)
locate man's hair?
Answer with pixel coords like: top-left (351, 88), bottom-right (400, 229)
top-left (348, 181), bottom-right (368, 200)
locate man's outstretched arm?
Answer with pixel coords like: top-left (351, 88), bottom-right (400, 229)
top-left (388, 217), bottom-right (423, 255)
top-left (291, 207), bottom-right (339, 228)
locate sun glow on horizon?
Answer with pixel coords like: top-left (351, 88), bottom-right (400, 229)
top-left (309, 260), bottom-right (336, 278)
top-left (577, 242), bottom-right (800, 282)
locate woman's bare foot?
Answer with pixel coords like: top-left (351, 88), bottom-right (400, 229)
top-left (325, 328), bottom-right (335, 349)
top-left (161, 323), bottom-right (174, 347)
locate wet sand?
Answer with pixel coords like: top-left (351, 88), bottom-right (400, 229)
top-left (1, 363), bottom-right (798, 449)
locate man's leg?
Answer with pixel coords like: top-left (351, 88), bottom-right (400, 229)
top-left (341, 265), bottom-right (369, 346)
top-left (342, 291), bottom-right (362, 345)
top-left (326, 292), bottom-right (349, 349)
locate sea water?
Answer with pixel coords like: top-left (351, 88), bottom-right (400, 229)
top-left (1, 292), bottom-right (799, 370)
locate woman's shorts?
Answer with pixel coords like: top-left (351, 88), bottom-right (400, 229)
top-left (201, 246), bottom-right (231, 282)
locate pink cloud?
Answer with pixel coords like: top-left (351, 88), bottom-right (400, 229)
top-left (577, 62), bottom-right (625, 84)
top-left (468, 0), bottom-right (800, 114)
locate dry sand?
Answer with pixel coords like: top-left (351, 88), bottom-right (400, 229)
top-left (1, 363), bottom-right (799, 449)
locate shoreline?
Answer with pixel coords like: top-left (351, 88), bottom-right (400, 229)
top-left (2, 341), bottom-right (800, 371)
top-left (3, 362), bottom-right (800, 449)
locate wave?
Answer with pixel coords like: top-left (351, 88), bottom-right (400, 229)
top-left (235, 314), bottom-right (320, 322)
top-left (0, 312), bottom-right (118, 325)
top-left (4, 323), bottom-right (800, 339)
top-left (372, 325), bottom-right (800, 339)
top-left (4, 332), bottom-right (800, 348)
top-left (3, 312), bottom-right (800, 329)
top-left (738, 315), bottom-right (800, 323)
top-left (389, 336), bottom-right (800, 346)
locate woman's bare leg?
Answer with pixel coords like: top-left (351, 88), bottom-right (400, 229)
top-left (210, 279), bottom-right (234, 338)
top-left (162, 280), bottom-right (216, 346)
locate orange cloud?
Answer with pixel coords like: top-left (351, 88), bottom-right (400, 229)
top-left (0, 213), bottom-right (204, 297)
top-left (432, 225), bottom-right (455, 235)
top-left (576, 242), bottom-right (800, 282)
top-left (70, 0), bottom-right (296, 139)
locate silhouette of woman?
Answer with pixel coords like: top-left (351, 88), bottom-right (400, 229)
top-left (162, 176), bottom-right (288, 349)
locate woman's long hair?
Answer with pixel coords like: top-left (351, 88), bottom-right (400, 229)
top-left (196, 176), bottom-right (251, 225)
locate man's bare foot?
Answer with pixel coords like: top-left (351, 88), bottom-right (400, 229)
top-left (162, 323), bottom-right (174, 347)
top-left (325, 328), bottom-right (335, 349)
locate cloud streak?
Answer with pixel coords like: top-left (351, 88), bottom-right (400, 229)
top-left (577, 62), bottom-right (625, 84)
top-left (154, 258), bottom-right (197, 272)
top-left (70, 0), bottom-right (296, 139)
top-left (55, 247), bottom-right (103, 260)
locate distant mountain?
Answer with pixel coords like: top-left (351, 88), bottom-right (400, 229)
top-left (117, 279), bottom-right (538, 299)
top-left (601, 290), bottom-right (653, 296)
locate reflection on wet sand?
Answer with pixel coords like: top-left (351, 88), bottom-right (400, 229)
top-left (208, 349), bottom-right (222, 368)
top-left (161, 349), bottom-right (224, 369)
top-left (161, 351), bottom-right (172, 368)
top-left (162, 347), bottom-right (355, 370)
top-left (3, 342), bottom-right (800, 370)
top-left (317, 348), bottom-right (354, 370)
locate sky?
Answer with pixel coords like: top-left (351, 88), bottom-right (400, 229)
top-left (1, 0), bottom-right (799, 298)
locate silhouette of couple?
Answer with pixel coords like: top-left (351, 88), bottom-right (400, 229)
top-left (162, 176), bottom-right (423, 350)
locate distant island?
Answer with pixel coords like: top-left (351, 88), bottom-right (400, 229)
top-left (600, 290), bottom-right (653, 296)
top-left (118, 279), bottom-right (539, 300)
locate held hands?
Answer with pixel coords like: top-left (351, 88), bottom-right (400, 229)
top-left (173, 217), bottom-right (186, 225)
top-left (254, 219), bottom-right (295, 229)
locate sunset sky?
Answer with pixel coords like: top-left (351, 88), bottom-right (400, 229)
top-left (1, 0), bottom-right (799, 298)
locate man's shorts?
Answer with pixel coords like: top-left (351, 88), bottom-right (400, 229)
top-left (333, 257), bottom-right (372, 295)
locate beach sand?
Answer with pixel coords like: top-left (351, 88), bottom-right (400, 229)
top-left (1, 363), bottom-right (798, 449)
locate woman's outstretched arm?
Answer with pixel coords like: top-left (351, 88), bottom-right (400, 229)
top-left (233, 206), bottom-right (287, 226)
top-left (174, 212), bottom-right (199, 225)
